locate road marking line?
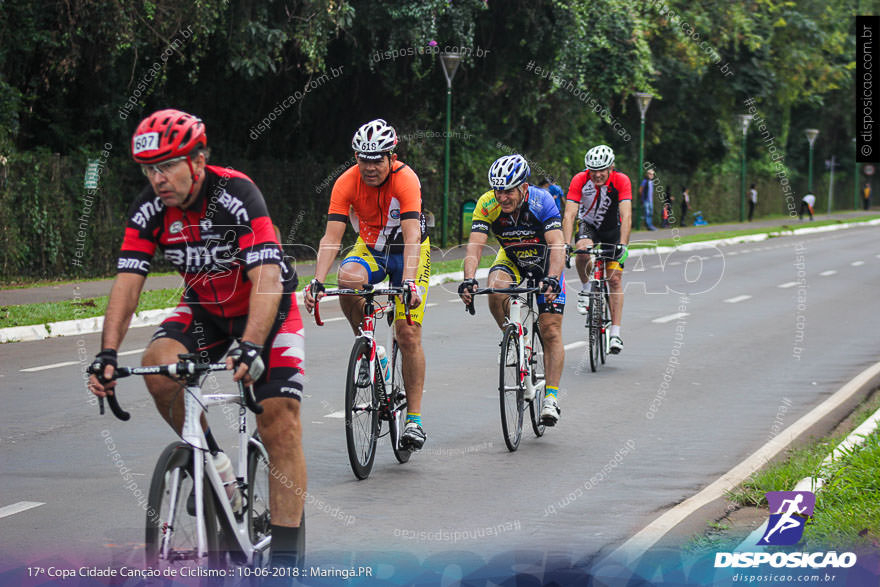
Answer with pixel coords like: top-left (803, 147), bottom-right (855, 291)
top-left (668, 261), bottom-right (681, 266)
top-left (723, 295), bottom-right (752, 304)
top-left (604, 360), bottom-right (880, 567)
top-left (21, 361), bottom-right (78, 372)
top-left (777, 281), bottom-right (798, 288)
top-left (320, 317), bottom-right (347, 323)
top-left (851, 260), bottom-right (865, 266)
top-left (0, 501), bottom-right (44, 519)
top-left (819, 270), bottom-right (837, 276)
top-left (651, 312), bottom-right (690, 324)
top-left (564, 341), bottom-right (587, 351)
top-left (325, 411), bottom-right (346, 419)
top-left (21, 347), bottom-right (146, 372)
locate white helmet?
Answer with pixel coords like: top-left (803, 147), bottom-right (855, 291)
top-left (585, 144), bottom-right (615, 170)
top-left (351, 119), bottom-right (398, 159)
top-left (488, 154), bottom-right (531, 190)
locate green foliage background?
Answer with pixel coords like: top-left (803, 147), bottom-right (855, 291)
top-left (0, 0), bottom-right (873, 279)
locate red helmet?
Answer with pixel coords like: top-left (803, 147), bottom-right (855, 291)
top-left (131, 109), bottom-right (207, 164)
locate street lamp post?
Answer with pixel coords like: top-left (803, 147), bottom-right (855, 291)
top-left (805, 128), bottom-right (819, 193)
top-left (737, 114), bottom-right (754, 222)
top-left (633, 92), bottom-right (653, 230)
top-left (439, 51), bottom-right (462, 248)
top-left (853, 138), bottom-right (860, 210)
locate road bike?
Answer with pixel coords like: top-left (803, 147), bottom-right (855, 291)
top-left (313, 284), bottom-right (413, 479)
top-left (89, 354), bottom-right (275, 572)
top-left (466, 278), bottom-right (547, 452)
top-left (572, 244), bottom-right (624, 372)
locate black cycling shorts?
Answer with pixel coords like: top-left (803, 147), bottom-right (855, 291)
top-left (150, 294), bottom-right (305, 402)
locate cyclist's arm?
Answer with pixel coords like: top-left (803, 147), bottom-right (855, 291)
top-left (241, 263), bottom-right (282, 347)
top-left (463, 230), bottom-right (488, 280)
top-left (314, 220), bottom-right (346, 283)
top-left (101, 272), bottom-right (146, 350)
top-left (545, 229), bottom-right (565, 278)
top-left (400, 216), bottom-right (422, 282)
top-left (619, 199), bottom-right (632, 246)
top-left (562, 199), bottom-right (580, 245)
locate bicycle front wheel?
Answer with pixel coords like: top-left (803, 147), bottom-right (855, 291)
top-left (600, 290), bottom-right (611, 364)
top-left (246, 433), bottom-right (271, 566)
top-left (145, 442), bottom-right (220, 572)
top-left (588, 288), bottom-right (602, 372)
top-left (345, 337), bottom-right (380, 479)
top-left (499, 324), bottom-right (524, 452)
top-left (389, 339), bottom-right (412, 464)
top-left (528, 320), bottom-right (547, 438)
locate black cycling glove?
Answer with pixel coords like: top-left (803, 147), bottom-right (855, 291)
top-left (541, 275), bottom-right (561, 294)
top-left (91, 349), bottom-right (118, 383)
top-left (227, 341), bottom-right (265, 381)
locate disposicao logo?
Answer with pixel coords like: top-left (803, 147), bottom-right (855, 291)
top-left (759, 491), bottom-right (815, 546)
top-left (713, 491), bottom-right (858, 570)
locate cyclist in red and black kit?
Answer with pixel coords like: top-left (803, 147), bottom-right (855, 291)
top-left (87, 109), bottom-right (306, 569)
top-left (562, 144), bottom-right (632, 354)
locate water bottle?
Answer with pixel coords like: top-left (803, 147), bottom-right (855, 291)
top-left (213, 451), bottom-right (242, 514)
top-left (377, 345), bottom-right (391, 384)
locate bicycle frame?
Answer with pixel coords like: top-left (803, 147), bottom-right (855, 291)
top-left (90, 358), bottom-right (270, 567)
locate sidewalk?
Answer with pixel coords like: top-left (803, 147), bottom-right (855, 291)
top-left (1, 209), bottom-right (877, 307)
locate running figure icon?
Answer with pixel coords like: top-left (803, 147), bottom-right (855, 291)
top-left (759, 491), bottom-right (815, 546)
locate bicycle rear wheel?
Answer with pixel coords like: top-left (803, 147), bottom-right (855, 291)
top-left (246, 433), bottom-right (271, 567)
top-left (528, 319), bottom-right (546, 437)
top-left (499, 324), bottom-right (524, 451)
top-left (146, 442), bottom-right (220, 572)
top-left (345, 337), bottom-right (380, 479)
top-left (389, 339), bottom-right (412, 463)
top-left (588, 286), bottom-right (602, 372)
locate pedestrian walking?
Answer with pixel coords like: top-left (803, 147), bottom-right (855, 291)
top-left (747, 184), bottom-right (757, 221)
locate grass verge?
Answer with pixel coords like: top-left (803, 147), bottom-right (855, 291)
top-left (686, 391), bottom-right (880, 551)
top-left (0, 255), bottom-right (498, 328)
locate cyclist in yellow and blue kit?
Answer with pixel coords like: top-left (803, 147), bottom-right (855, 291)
top-left (458, 154), bottom-right (567, 425)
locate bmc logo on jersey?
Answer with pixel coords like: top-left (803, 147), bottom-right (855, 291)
top-left (245, 248), bottom-right (282, 265)
top-left (390, 209), bottom-right (400, 220)
top-left (117, 257), bottom-right (150, 272)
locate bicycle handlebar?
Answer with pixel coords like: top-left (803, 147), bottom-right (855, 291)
top-left (88, 358), bottom-right (263, 420)
top-left (464, 286), bottom-right (543, 315)
top-left (313, 284), bottom-right (413, 326)
top-left (569, 243), bottom-right (626, 260)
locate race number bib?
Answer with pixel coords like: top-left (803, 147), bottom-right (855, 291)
top-left (132, 132), bottom-right (160, 154)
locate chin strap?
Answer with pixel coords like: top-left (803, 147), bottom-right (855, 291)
top-left (181, 156), bottom-right (200, 208)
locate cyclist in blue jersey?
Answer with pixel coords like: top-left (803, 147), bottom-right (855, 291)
top-left (458, 155), bottom-right (566, 425)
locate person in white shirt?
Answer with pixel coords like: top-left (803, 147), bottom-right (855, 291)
top-left (799, 193), bottom-right (815, 221)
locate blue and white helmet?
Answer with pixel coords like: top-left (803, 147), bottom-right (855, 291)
top-left (585, 144), bottom-right (615, 170)
top-left (488, 154), bottom-right (530, 190)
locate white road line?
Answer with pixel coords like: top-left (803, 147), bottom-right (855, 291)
top-left (320, 317), bottom-right (347, 323)
top-left (651, 312), bottom-right (690, 324)
top-left (564, 341), bottom-right (586, 351)
top-left (819, 270), bottom-right (837, 277)
top-left (0, 501), bottom-right (44, 519)
top-left (21, 347), bottom-right (146, 372)
top-left (851, 260), bottom-right (865, 266)
top-left (668, 261), bottom-right (681, 266)
top-left (425, 303), bottom-right (438, 308)
top-left (723, 295), bottom-right (752, 304)
top-left (604, 360), bottom-right (880, 567)
top-left (325, 411), bottom-right (346, 419)
top-left (20, 361), bottom-right (78, 372)
top-left (777, 281), bottom-right (798, 289)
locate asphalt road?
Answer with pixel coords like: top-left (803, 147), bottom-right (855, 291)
top-left (2, 223), bottom-right (879, 579)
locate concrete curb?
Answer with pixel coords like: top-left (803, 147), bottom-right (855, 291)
top-left (2, 219), bottom-right (877, 343)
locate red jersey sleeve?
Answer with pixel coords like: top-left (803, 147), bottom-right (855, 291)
top-left (567, 172), bottom-right (588, 204)
top-left (612, 172), bottom-right (632, 201)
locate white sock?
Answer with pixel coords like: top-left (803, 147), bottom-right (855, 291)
top-left (610, 325), bottom-right (621, 338)
top-left (580, 283), bottom-right (590, 292)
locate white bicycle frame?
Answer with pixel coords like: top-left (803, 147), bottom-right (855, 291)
top-left (162, 382), bottom-right (271, 566)
top-left (508, 295), bottom-right (546, 397)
